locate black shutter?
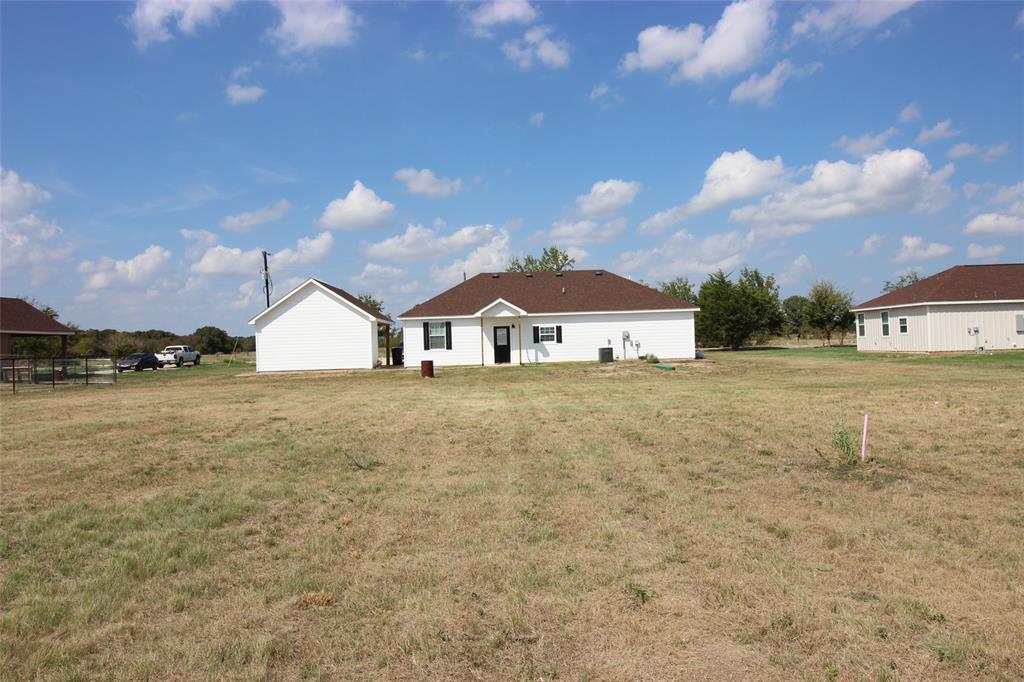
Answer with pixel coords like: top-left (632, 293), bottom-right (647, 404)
top-left (555, 325), bottom-right (563, 344)
top-left (445, 321), bottom-right (452, 350)
top-left (423, 322), bottom-right (430, 351)
top-left (532, 326), bottom-right (540, 343)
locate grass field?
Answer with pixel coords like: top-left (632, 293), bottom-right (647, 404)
top-left (2, 349), bottom-right (1022, 680)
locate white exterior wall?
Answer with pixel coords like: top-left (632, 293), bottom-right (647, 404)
top-left (928, 302), bottom-right (1024, 351)
top-left (855, 302), bottom-right (1024, 352)
top-left (402, 318), bottom-right (484, 367)
top-left (254, 283), bottom-right (375, 371)
top-left (400, 311), bottom-right (696, 367)
top-left (855, 306), bottom-right (929, 352)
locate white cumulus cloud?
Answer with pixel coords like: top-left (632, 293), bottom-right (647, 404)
top-left (778, 253), bottom-right (812, 286)
top-left (220, 199), bottom-right (291, 232)
top-left (129, 0), bottom-right (236, 50)
top-left (730, 148), bottom-right (955, 235)
top-left (857, 233), bottom-right (886, 256)
top-left (575, 179), bottom-right (642, 217)
top-left (502, 25), bottom-right (570, 69)
top-left (191, 232), bottom-right (334, 276)
top-left (620, 229), bottom-right (753, 280)
top-left (966, 243), bottom-right (1005, 259)
top-left (316, 181), bottom-right (395, 230)
top-left (890, 235), bottom-right (952, 264)
top-left (729, 60), bottom-right (820, 106)
top-left (529, 111), bottom-right (545, 126)
top-left (365, 223), bottom-right (496, 261)
top-left (899, 102), bottom-right (921, 123)
top-left (431, 229), bottom-right (512, 285)
top-left (269, 0), bottom-right (358, 54)
top-left (623, 0), bottom-right (776, 83)
top-left (964, 207), bottom-right (1024, 236)
top-left (1, 168), bottom-right (72, 283)
top-left (226, 83), bottom-right (266, 105)
top-left (640, 149), bottom-right (785, 233)
top-left (544, 217), bottom-right (627, 247)
top-left (78, 245), bottom-right (173, 290)
top-left (394, 168), bottom-right (462, 198)
top-left (467, 0), bottom-right (537, 38)
top-left (792, 0), bottom-right (918, 41)
top-left (832, 128), bottom-right (899, 158)
top-left (916, 119), bottom-right (961, 145)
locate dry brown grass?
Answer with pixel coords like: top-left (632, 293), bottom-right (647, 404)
top-left (1, 349), bottom-right (1022, 680)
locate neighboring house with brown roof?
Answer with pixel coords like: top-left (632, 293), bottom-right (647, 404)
top-left (398, 270), bottom-right (699, 366)
top-left (0, 297), bottom-right (75, 356)
top-left (248, 278), bottom-right (392, 372)
top-left (851, 264), bottom-right (1024, 352)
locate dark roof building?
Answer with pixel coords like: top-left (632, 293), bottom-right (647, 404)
top-left (399, 270), bottom-right (697, 318)
top-left (850, 264), bottom-right (1024, 353)
top-left (0, 297), bottom-right (74, 356)
top-left (853, 263), bottom-right (1024, 311)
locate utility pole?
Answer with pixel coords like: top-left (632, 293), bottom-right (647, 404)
top-left (261, 250), bottom-right (271, 308)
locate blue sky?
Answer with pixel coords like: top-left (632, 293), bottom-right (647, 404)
top-left (1, 0), bottom-right (1021, 335)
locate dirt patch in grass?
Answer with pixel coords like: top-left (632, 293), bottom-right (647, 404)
top-left (1, 350), bottom-right (1022, 679)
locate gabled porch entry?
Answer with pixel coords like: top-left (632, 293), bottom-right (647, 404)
top-left (474, 298), bottom-right (526, 366)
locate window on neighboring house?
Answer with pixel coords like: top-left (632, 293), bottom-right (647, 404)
top-left (881, 311), bottom-right (890, 337)
top-left (538, 325), bottom-right (556, 342)
top-left (428, 322), bottom-right (447, 349)
top-left (898, 317), bottom-right (908, 334)
top-left (857, 313), bottom-right (865, 337)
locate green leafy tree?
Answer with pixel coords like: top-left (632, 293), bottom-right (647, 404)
top-left (805, 281), bottom-right (854, 347)
top-left (659, 277), bottom-right (697, 304)
top-left (358, 293), bottom-right (391, 352)
top-left (506, 246), bottom-right (575, 272)
top-left (882, 272), bottom-right (921, 293)
top-left (782, 295), bottom-right (810, 339)
top-left (695, 269), bottom-right (783, 350)
top-left (193, 326), bottom-right (233, 354)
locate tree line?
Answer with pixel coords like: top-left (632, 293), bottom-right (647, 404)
top-left (8, 301), bottom-right (254, 358)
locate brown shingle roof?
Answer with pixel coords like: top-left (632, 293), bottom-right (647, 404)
top-left (314, 279), bottom-right (392, 322)
top-left (0, 297), bottom-right (74, 335)
top-left (399, 270), bottom-right (698, 318)
top-left (852, 264), bottom-right (1024, 310)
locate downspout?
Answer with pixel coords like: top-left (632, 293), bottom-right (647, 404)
top-left (926, 304), bottom-right (932, 352)
top-left (480, 317), bottom-right (484, 366)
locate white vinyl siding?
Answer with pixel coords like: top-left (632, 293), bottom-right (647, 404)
top-left (855, 302), bottom-right (1024, 352)
top-left (254, 282), bottom-right (376, 371)
top-left (402, 311), bottom-right (696, 366)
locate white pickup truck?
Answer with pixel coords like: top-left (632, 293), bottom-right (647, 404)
top-left (156, 345), bottom-right (201, 368)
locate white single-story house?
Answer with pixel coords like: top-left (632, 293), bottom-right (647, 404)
top-left (248, 278), bottom-right (392, 372)
top-left (398, 270), bottom-right (698, 367)
top-left (851, 263), bottom-right (1024, 352)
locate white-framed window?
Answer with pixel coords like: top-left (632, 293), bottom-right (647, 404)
top-left (428, 322), bottom-right (447, 349)
top-left (898, 317), bottom-right (908, 334)
top-left (538, 325), bottom-right (556, 342)
top-left (881, 311), bottom-right (890, 337)
top-left (857, 313), bottom-right (865, 337)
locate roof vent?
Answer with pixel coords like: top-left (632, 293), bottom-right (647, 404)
top-left (555, 272), bottom-right (564, 277)
top-left (561, 286), bottom-right (566, 294)
top-left (525, 273), bottom-right (533, 278)
top-left (491, 274), bottom-right (500, 278)
top-left (595, 271), bottom-right (603, 276)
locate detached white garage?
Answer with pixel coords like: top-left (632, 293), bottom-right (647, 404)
top-left (248, 278), bottom-right (392, 372)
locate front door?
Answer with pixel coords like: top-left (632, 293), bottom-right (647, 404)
top-left (493, 326), bottom-right (511, 364)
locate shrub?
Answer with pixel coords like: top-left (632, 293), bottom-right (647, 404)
top-left (830, 423), bottom-right (858, 465)
top-left (645, 354), bottom-right (660, 364)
